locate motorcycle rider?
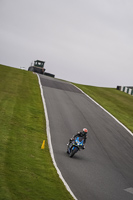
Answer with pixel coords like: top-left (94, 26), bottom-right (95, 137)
top-left (68, 128), bottom-right (88, 150)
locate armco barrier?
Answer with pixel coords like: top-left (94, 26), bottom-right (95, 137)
top-left (117, 86), bottom-right (133, 96)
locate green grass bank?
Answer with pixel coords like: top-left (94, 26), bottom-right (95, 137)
top-left (0, 64), bottom-right (133, 200)
top-left (0, 64), bottom-right (73, 200)
top-left (74, 83), bottom-right (133, 133)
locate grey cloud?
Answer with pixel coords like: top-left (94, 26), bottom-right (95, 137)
top-left (0, 0), bottom-right (133, 87)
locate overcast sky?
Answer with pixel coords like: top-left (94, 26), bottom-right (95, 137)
top-left (0, 0), bottom-right (133, 87)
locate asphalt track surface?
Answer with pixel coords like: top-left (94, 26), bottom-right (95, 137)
top-left (39, 74), bottom-right (133, 200)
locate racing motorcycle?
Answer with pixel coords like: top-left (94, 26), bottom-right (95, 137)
top-left (67, 136), bottom-right (85, 158)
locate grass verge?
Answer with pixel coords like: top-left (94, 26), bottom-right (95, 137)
top-left (74, 83), bottom-right (133, 133)
top-left (0, 64), bottom-right (74, 200)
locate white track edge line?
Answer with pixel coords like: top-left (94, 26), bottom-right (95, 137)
top-left (37, 74), bottom-right (78, 200)
top-left (72, 84), bottom-right (133, 137)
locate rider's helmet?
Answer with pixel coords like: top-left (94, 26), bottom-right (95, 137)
top-left (82, 128), bottom-right (88, 136)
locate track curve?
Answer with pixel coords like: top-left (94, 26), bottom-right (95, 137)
top-left (39, 74), bottom-right (133, 200)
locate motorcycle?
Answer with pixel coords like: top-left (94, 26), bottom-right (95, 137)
top-left (67, 136), bottom-right (85, 158)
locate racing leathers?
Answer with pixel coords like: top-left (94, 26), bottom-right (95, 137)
top-left (69, 131), bottom-right (87, 149)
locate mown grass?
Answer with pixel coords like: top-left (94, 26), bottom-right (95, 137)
top-left (0, 64), bottom-right (74, 200)
top-left (74, 83), bottom-right (133, 133)
top-left (1, 64), bottom-right (132, 200)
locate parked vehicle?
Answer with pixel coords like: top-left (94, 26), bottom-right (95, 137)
top-left (28, 60), bottom-right (55, 77)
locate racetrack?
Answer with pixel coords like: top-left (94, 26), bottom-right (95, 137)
top-left (39, 74), bottom-right (133, 200)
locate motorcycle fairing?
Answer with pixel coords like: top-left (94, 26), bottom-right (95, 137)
top-left (75, 137), bottom-right (84, 146)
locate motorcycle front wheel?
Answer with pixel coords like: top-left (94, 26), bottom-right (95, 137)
top-left (69, 147), bottom-right (78, 158)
